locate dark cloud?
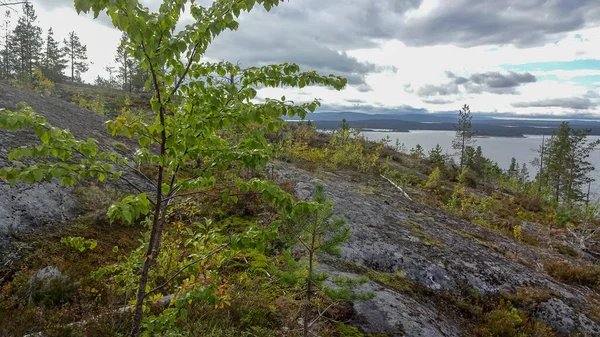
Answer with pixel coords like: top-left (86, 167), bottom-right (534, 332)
top-left (319, 102), bottom-right (427, 115)
top-left (417, 84), bottom-right (459, 97)
top-left (416, 71), bottom-right (536, 97)
top-left (32, 0), bottom-right (600, 93)
top-left (468, 72), bottom-right (536, 88)
top-left (203, 3), bottom-right (395, 90)
top-left (512, 91), bottom-right (600, 110)
top-left (345, 99), bottom-right (368, 104)
top-left (395, 1), bottom-right (600, 47)
top-left (37, 0), bottom-right (600, 49)
top-left (205, 0), bottom-right (600, 54)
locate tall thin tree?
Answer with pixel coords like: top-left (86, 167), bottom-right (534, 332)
top-left (8, 2), bottom-right (42, 78)
top-left (452, 104), bottom-right (476, 168)
top-left (63, 31), bottom-right (88, 82)
top-left (41, 28), bottom-right (66, 82)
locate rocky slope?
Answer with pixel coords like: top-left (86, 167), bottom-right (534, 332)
top-left (278, 164), bottom-right (600, 336)
top-left (0, 83), bottom-right (133, 254)
top-left (2, 83), bottom-right (600, 336)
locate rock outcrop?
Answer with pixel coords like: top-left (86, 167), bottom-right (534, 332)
top-left (0, 83), bottom-right (134, 253)
top-left (278, 163), bottom-right (600, 336)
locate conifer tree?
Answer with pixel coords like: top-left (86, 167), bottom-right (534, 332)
top-left (8, 3), bottom-right (43, 79)
top-left (452, 104), bottom-right (476, 168)
top-left (428, 144), bottom-right (445, 167)
top-left (543, 122), bottom-right (600, 205)
top-left (410, 144), bottom-right (425, 159)
top-left (41, 28), bottom-right (66, 82)
top-left (508, 157), bottom-right (518, 179)
top-left (115, 33), bottom-right (134, 91)
top-left (281, 184), bottom-right (370, 337)
top-left (519, 163), bottom-right (529, 183)
top-left (63, 31), bottom-right (89, 82)
top-left (0, 10), bottom-right (11, 79)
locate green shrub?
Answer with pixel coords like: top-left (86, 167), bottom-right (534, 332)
top-left (29, 276), bottom-right (76, 308)
top-left (111, 141), bottom-right (130, 153)
top-left (458, 167), bottom-right (477, 188)
top-left (60, 236), bottom-right (98, 252)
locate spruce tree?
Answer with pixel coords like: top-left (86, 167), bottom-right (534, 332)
top-left (428, 144), bottom-right (445, 167)
top-left (8, 3), bottom-right (43, 79)
top-left (41, 28), bottom-right (66, 82)
top-left (452, 104), bottom-right (476, 168)
top-left (63, 31), bottom-right (89, 82)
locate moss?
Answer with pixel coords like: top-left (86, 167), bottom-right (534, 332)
top-left (398, 220), bottom-right (445, 248)
top-left (336, 323), bottom-right (365, 337)
top-left (555, 244), bottom-right (578, 257)
top-left (353, 186), bottom-right (377, 195)
top-left (366, 270), bottom-right (414, 293)
top-left (322, 259), bottom-right (368, 275)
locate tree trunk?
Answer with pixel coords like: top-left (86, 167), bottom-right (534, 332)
top-left (304, 249), bottom-right (313, 337)
top-left (130, 105), bottom-right (167, 337)
top-left (538, 135), bottom-right (544, 194)
top-left (555, 174), bottom-right (560, 204)
top-left (460, 133), bottom-right (465, 168)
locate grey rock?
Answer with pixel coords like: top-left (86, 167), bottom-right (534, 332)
top-left (0, 83), bottom-right (144, 255)
top-left (534, 298), bottom-right (600, 336)
top-left (276, 163), bottom-right (600, 336)
top-left (27, 265), bottom-right (73, 305)
top-left (321, 266), bottom-right (460, 337)
top-left (29, 266), bottom-right (64, 284)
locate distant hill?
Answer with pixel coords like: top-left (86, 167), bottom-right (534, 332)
top-left (288, 111), bottom-right (600, 137)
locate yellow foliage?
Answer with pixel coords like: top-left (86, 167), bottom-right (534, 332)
top-left (424, 167), bottom-right (441, 190)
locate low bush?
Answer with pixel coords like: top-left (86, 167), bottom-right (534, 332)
top-left (544, 260), bottom-right (600, 288)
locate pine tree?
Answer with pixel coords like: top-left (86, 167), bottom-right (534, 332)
top-left (130, 60), bottom-right (148, 91)
top-left (115, 33), bottom-right (134, 91)
top-left (1, 10), bottom-right (11, 79)
top-left (531, 135), bottom-right (546, 194)
top-left (41, 28), bottom-right (66, 82)
top-left (8, 3), bottom-right (43, 79)
top-left (63, 31), bottom-right (89, 82)
top-left (280, 184), bottom-right (370, 337)
top-left (508, 157), bottom-right (518, 178)
top-left (543, 122), bottom-right (600, 205)
top-left (452, 104), bottom-right (476, 168)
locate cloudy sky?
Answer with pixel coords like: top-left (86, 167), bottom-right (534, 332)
top-left (23, 0), bottom-right (600, 116)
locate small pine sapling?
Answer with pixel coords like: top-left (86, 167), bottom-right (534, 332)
top-left (280, 184), bottom-right (373, 337)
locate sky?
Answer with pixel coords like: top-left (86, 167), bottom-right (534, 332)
top-left (19, 0), bottom-right (600, 116)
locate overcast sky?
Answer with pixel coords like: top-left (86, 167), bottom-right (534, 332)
top-left (24, 0), bottom-right (600, 116)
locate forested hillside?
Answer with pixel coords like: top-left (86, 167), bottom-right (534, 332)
top-left (1, 1), bottom-right (600, 337)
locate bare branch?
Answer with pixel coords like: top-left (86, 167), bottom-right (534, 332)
top-left (381, 174), bottom-right (413, 201)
